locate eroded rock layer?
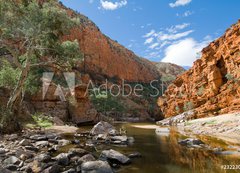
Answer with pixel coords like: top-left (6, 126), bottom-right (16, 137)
top-left (158, 20), bottom-right (240, 118)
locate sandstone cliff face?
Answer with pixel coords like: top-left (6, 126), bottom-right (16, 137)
top-left (63, 12), bottom-right (160, 83)
top-left (154, 62), bottom-right (185, 80)
top-left (158, 20), bottom-right (240, 118)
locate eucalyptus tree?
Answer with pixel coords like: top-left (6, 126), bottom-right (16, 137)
top-left (0, 0), bottom-right (83, 132)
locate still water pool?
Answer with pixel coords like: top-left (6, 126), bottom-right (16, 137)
top-left (64, 123), bottom-right (240, 173)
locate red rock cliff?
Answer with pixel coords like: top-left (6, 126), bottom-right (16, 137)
top-left (62, 9), bottom-right (160, 83)
top-left (158, 20), bottom-right (240, 118)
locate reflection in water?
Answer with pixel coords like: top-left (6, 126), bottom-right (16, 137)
top-left (62, 123), bottom-right (240, 173)
top-left (115, 123), bottom-right (240, 173)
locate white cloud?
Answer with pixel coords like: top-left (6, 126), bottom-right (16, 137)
top-left (169, 0), bottom-right (192, 8)
top-left (161, 37), bottom-right (212, 66)
top-left (176, 11), bottom-right (193, 17)
top-left (100, 0), bottom-right (127, 10)
top-left (143, 30), bottom-right (156, 38)
top-left (183, 10), bottom-right (193, 17)
top-left (144, 37), bottom-right (154, 44)
top-left (158, 30), bottom-right (194, 41)
top-left (166, 23), bottom-right (190, 33)
top-left (149, 43), bottom-right (159, 49)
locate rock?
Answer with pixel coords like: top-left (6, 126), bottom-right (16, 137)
top-left (110, 136), bottom-right (128, 143)
top-left (4, 164), bottom-right (18, 171)
top-left (42, 164), bottom-right (61, 173)
top-left (68, 148), bottom-right (88, 158)
top-left (35, 141), bottom-right (49, 147)
top-left (0, 168), bottom-right (12, 173)
top-left (62, 168), bottom-right (76, 173)
top-left (58, 139), bottom-right (71, 146)
top-left (48, 145), bottom-right (59, 152)
top-left (71, 139), bottom-right (80, 144)
top-left (19, 165), bottom-right (33, 173)
top-left (30, 135), bottom-right (47, 141)
top-left (81, 160), bottom-right (113, 173)
top-left (78, 154), bottom-right (96, 164)
top-left (128, 152), bottom-right (142, 158)
top-left (0, 148), bottom-right (7, 154)
top-left (19, 139), bottom-right (31, 146)
top-left (178, 138), bottom-right (204, 146)
top-left (46, 134), bottom-right (58, 140)
top-left (35, 154), bottom-right (51, 163)
top-left (7, 134), bottom-right (18, 141)
top-left (25, 146), bottom-right (39, 152)
top-left (3, 156), bottom-right (20, 165)
top-left (54, 153), bottom-right (69, 166)
top-left (90, 121), bottom-right (117, 136)
top-left (158, 21), bottom-right (240, 119)
top-left (100, 149), bottom-right (131, 164)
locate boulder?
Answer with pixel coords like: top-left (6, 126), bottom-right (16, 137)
top-left (42, 164), bottom-right (61, 173)
top-left (81, 160), bottom-right (113, 173)
top-left (35, 154), bottom-right (51, 163)
top-left (54, 153), bottom-right (69, 166)
top-left (78, 154), bottom-right (96, 164)
top-left (100, 149), bottom-right (131, 164)
top-left (19, 139), bottom-right (31, 146)
top-left (3, 156), bottom-right (20, 166)
top-left (90, 121), bottom-right (117, 136)
top-left (110, 136), bottom-right (128, 143)
top-left (30, 135), bottom-right (47, 141)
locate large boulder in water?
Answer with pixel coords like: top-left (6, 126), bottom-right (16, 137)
top-left (81, 160), bottom-right (113, 173)
top-left (90, 121), bottom-right (117, 136)
top-left (100, 149), bottom-right (131, 165)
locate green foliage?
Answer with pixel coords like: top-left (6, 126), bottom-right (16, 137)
top-left (161, 75), bottom-right (176, 83)
top-left (0, 60), bottom-right (21, 89)
top-left (0, 0), bottom-right (84, 131)
top-left (225, 73), bottom-right (234, 81)
top-left (31, 113), bottom-right (53, 128)
top-left (175, 106), bottom-right (180, 113)
top-left (90, 89), bottom-right (126, 113)
top-left (0, 106), bottom-right (20, 133)
top-left (197, 86), bottom-right (205, 96)
top-left (183, 101), bottom-right (194, 112)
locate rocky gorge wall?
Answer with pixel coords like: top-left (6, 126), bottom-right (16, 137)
top-left (158, 20), bottom-right (240, 118)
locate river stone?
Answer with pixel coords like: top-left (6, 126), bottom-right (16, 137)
top-left (81, 160), bottom-right (113, 173)
top-left (54, 153), bottom-right (69, 166)
top-left (62, 168), bottom-right (76, 173)
top-left (90, 121), bottom-right (117, 136)
top-left (58, 139), bottom-right (71, 146)
top-left (3, 156), bottom-right (20, 165)
top-left (7, 134), bottom-right (18, 141)
top-left (4, 164), bottom-right (18, 171)
top-left (30, 135), bottom-right (47, 141)
top-left (100, 149), bottom-right (131, 164)
top-left (0, 167), bottom-right (12, 173)
top-left (35, 153), bottom-right (51, 163)
top-left (78, 154), bottom-right (96, 164)
top-left (0, 148), bottom-right (7, 154)
top-left (68, 148), bottom-right (88, 157)
top-left (42, 164), bottom-right (61, 173)
top-left (19, 139), bottom-right (31, 146)
top-left (35, 141), bottom-right (49, 147)
top-left (110, 136), bottom-right (128, 143)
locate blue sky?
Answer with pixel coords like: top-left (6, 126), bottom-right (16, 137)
top-left (60, 0), bottom-right (240, 67)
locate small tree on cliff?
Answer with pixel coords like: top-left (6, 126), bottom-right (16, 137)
top-left (0, 0), bottom-right (83, 133)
